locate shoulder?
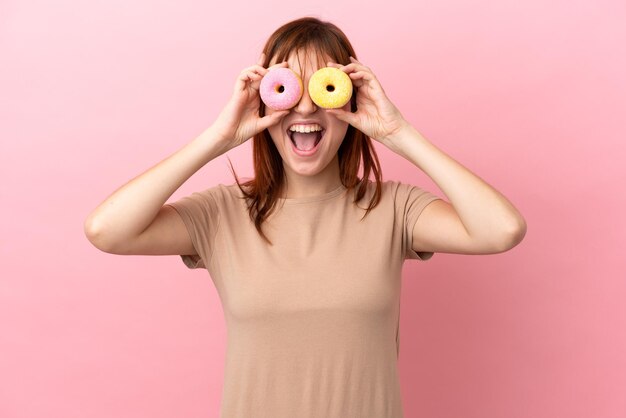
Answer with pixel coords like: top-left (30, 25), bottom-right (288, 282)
top-left (212, 182), bottom-right (255, 210)
top-left (177, 183), bottom-right (237, 211)
top-left (359, 179), bottom-right (400, 194)
top-left (388, 179), bottom-right (434, 199)
top-left (372, 179), bottom-right (426, 200)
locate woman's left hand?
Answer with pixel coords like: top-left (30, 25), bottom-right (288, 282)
top-left (326, 57), bottom-right (408, 144)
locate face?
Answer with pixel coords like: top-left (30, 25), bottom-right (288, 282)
top-left (265, 49), bottom-right (352, 180)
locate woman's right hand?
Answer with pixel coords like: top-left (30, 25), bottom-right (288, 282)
top-left (211, 53), bottom-right (290, 153)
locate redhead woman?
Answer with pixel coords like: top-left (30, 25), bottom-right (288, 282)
top-left (85, 16), bottom-right (526, 418)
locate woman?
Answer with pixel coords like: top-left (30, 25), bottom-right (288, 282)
top-left (85, 16), bottom-right (526, 418)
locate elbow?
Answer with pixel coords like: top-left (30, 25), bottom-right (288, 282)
top-left (84, 215), bottom-right (116, 253)
top-left (84, 215), bottom-right (97, 244)
top-left (84, 214), bottom-right (102, 245)
top-left (496, 218), bottom-right (527, 252)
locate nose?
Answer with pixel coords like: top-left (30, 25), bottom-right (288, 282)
top-left (293, 78), bottom-right (318, 115)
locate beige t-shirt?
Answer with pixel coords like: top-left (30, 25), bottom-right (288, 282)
top-left (166, 179), bottom-right (441, 418)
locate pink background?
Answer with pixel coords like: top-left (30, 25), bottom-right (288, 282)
top-left (1, 0), bottom-right (625, 417)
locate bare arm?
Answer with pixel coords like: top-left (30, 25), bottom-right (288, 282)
top-left (324, 57), bottom-right (526, 254)
top-left (83, 127), bottom-right (226, 253)
top-left (84, 54), bottom-right (290, 255)
top-left (392, 123), bottom-right (527, 251)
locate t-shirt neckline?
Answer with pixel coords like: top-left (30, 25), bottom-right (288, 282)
top-left (280, 184), bottom-right (347, 205)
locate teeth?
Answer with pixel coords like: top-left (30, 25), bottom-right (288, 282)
top-left (288, 123), bottom-right (323, 133)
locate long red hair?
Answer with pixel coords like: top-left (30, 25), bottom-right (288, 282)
top-left (227, 16), bottom-right (384, 245)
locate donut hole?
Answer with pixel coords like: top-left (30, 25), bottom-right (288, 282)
top-left (326, 85), bottom-right (335, 92)
top-left (275, 85), bottom-right (285, 93)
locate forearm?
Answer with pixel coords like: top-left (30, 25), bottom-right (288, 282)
top-left (84, 126), bottom-right (226, 248)
top-left (387, 122), bottom-right (527, 243)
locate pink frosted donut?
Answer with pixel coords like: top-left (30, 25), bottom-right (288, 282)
top-left (259, 67), bottom-right (303, 111)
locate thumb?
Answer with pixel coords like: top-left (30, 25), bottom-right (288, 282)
top-left (257, 110), bottom-right (289, 131)
top-left (327, 108), bottom-right (357, 126)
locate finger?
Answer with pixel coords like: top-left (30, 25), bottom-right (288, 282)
top-left (258, 110), bottom-right (290, 131)
top-left (349, 70), bottom-right (377, 88)
top-left (348, 72), bottom-right (366, 88)
top-left (342, 61), bottom-right (371, 75)
top-left (352, 70), bottom-right (383, 92)
top-left (242, 65), bottom-right (269, 76)
top-left (248, 73), bottom-right (263, 91)
top-left (236, 71), bottom-right (251, 90)
top-left (236, 70), bottom-right (262, 92)
top-left (239, 70), bottom-right (263, 83)
top-left (238, 69), bottom-right (268, 91)
top-left (326, 108), bottom-right (357, 126)
top-left (349, 71), bottom-right (373, 81)
top-left (336, 63), bottom-right (361, 74)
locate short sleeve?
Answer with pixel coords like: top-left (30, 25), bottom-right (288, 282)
top-left (394, 181), bottom-right (442, 261)
top-left (164, 188), bottom-right (221, 270)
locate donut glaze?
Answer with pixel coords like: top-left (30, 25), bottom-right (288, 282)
top-left (259, 68), bottom-right (303, 110)
top-left (308, 67), bottom-right (353, 109)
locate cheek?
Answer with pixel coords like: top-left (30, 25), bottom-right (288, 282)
top-left (269, 127), bottom-right (288, 150)
top-left (268, 127), bottom-right (281, 144)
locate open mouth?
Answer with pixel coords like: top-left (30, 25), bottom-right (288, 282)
top-left (286, 128), bottom-right (326, 152)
